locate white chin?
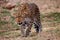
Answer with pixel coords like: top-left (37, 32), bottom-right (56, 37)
top-left (18, 25), bottom-right (21, 26)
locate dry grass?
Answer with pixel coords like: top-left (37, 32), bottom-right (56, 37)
top-left (0, 11), bottom-right (60, 40)
top-left (0, 0), bottom-right (60, 40)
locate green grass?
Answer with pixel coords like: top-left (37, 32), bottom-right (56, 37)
top-left (54, 27), bottom-right (60, 37)
top-left (41, 12), bottom-right (60, 23)
top-left (0, 21), bottom-right (8, 26)
top-left (0, 8), bottom-right (19, 31)
top-left (0, 30), bottom-right (21, 38)
top-left (47, 12), bottom-right (60, 22)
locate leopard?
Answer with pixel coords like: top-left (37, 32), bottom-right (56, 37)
top-left (14, 3), bottom-right (42, 37)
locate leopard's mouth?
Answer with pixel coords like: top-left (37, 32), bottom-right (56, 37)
top-left (17, 22), bottom-right (22, 25)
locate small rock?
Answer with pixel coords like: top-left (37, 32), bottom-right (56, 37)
top-left (5, 3), bottom-right (16, 10)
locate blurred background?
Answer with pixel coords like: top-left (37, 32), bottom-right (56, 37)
top-left (0, 0), bottom-right (60, 40)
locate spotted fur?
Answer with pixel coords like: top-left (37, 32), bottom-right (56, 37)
top-left (15, 3), bottom-right (42, 37)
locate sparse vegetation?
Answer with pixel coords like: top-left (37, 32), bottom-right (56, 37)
top-left (47, 12), bottom-right (60, 22)
top-left (0, 8), bottom-right (19, 31)
top-left (41, 12), bottom-right (60, 23)
top-left (0, 0), bottom-right (60, 40)
top-left (54, 27), bottom-right (60, 37)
